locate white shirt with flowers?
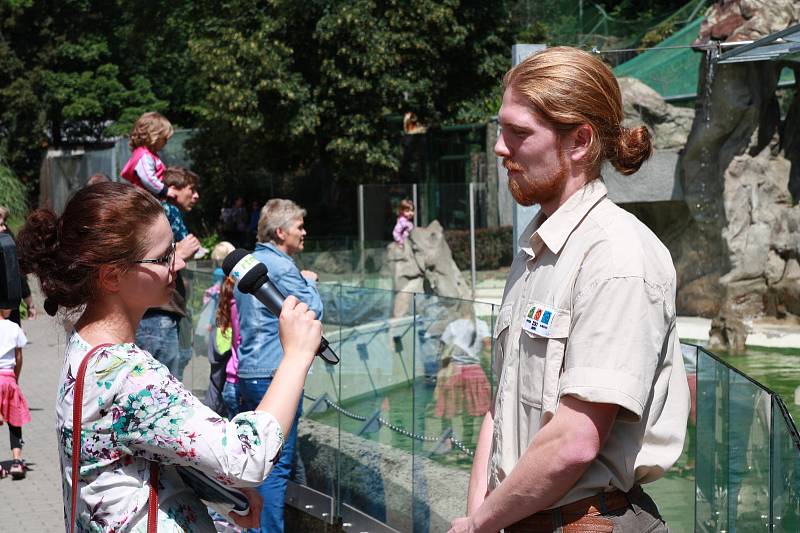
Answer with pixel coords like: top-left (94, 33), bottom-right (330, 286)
top-left (58, 332), bottom-right (284, 532)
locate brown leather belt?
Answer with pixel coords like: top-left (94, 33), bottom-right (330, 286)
top-left (506, 489), bottom-right (630, 533)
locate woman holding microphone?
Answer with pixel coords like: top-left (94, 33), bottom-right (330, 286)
top-left (17, 182), bottom-right (321, 531)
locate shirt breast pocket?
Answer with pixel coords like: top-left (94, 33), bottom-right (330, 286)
top-left (520, 306), bottom-right (571, 410)
top-left (491, 305), bottom-right (513, 382)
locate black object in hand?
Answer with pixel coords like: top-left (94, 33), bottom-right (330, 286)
top-left (222, 249), bottom-right (339, 365)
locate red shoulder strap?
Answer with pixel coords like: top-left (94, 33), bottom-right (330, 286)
top-left (70, 343), bottom-right (159, 533)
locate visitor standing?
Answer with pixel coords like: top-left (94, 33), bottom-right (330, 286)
top-left (235, 198), bottom-right (322, 532)
top-left (0, 305), bottom-right (30, 480)
top-left (0, 206), bottom-right (36, 324)
top-left (17, 182), bottom-right (323, 530)
top-left (449, 47), bottom-right (690, 533)
top-left (135, 167), bottom-right (200, 380)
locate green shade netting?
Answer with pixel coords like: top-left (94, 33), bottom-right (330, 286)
top-left (614, 17), bottom-right (796, 100)
top-left (614, 17), bottom-right (705, 99)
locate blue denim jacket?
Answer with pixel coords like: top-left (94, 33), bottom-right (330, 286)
top-left (235, 243), bottom-right (323, 378)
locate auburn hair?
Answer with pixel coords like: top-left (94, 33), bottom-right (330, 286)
top-left (503, 46), bottom-right (652, 176)
top-left (16, 182), bottom-right (165, 315)
top-left (216, 276), bottom-right (235, 332)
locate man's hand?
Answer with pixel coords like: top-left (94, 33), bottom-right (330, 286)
top-left (448, 516), bottom-right (478, 533)
top-left (177, 234), bottom-right (201, 261)
top-left (228, 487), bottom-right (262, 529)
top-left (300, 269), bottom-right (319, 282)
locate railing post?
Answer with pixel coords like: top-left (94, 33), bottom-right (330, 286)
top-left (358, 184), bottom-right (365, 280)
top-left (469, 182), bottom-right (477, 299)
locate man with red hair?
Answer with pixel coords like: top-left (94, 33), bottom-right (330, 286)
top-left (450, 47), bottom-right (690, 533)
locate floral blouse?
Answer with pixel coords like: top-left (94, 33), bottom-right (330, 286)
top-left (58, 333), bottom-right (284, 532)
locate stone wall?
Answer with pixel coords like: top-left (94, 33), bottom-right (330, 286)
top-left (676, 0), bottom-right (800, 351)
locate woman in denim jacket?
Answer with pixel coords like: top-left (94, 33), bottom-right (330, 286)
top-left (234, 198), bottom-right (322, 532)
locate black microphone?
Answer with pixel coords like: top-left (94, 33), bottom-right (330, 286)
top-left (222, 249), bottom-right (339, 365)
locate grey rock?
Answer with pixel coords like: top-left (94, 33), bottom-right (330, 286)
top-left (309, 251), bottom-right (349, 275)
top-left (297, 417), bottom-right (468, 532)
top-left (765, 250), bottom-right (786, 286)
top-left (708, 312), bottom-right (749, 356)
top-left (386, 220), bottom-right (471, 301)
top-left (695, 0), bottom-right (800, 45)
top-left (618, 77), bottom-right (695, 150)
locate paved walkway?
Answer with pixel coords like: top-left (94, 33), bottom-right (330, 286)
top-left (0, 305), bottom-right (68, 531)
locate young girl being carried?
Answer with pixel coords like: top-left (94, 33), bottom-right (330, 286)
top-left (17, 182), bottom-right (321, 531)
top-left (120, 112), bottom-right (176, 199)
top-left (0, 305), bottom-right (31, 480)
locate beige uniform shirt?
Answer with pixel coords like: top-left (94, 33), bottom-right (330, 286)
top-left (488, 179), bottom-right (689, 507)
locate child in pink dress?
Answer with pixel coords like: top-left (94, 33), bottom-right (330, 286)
top-left (120, 112), bottom-right (175, 199)
top-left (392, 198), bottom-right (415, 246)
top-left (0, 306), bottom-right (30, 479)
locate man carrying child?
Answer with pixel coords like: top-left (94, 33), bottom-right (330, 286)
top-left (135, 167), bottom-right (201, 380)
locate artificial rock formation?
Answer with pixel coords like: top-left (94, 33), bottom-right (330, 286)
top-left (618, 77), bottom-right (694, 150)
top-left (680, 0), bottom-right (800, 352)
top-left (385, 220), bottom-right (471, 301)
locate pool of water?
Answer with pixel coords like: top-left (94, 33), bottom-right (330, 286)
top-left (714, 345), bottom-right (800, 424)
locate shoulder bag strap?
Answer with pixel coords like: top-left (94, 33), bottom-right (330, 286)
top-left (70, 343), bottom-right (159, 533)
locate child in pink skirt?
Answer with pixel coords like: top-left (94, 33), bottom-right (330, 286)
top-left (0, 306), bottom-right (30, 480)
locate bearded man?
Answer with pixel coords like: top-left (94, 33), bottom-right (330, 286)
top-left (449, 47), bottom-right (690, 533)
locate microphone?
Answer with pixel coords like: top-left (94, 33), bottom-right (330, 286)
top-left (222, 249), bottom-right (339, 365)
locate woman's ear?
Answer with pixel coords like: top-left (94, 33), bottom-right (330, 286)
top-left (274, 227), bottom-right (287, 244)
top-left (97, 264), bottom-right (123, 294)
top-left (568, 124), bottom-right (594, 163)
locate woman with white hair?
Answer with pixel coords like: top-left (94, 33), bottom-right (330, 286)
top-left (233, 198), bottom-right (322, 532)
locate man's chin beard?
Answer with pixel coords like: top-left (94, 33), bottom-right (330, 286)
top-left (508, 168), bottom-right (565, 207)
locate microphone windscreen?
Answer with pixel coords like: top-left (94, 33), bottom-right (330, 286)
top-left (238, 263), bottom-right (268, 294)
top-left (222, 248), bottom-right (250, 276)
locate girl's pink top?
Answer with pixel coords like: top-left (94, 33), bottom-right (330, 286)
top-left (121, 146), bottom-right (167, 196)
top-left (225, 299), bottom-right (241, 384)
top-left (393, 216), bottom-right (414, 245)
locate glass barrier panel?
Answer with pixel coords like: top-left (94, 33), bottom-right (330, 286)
top-left (771, 397), bottom-right (800, 533)
top-left (304, 285), bottom-right (415, 530)
top-left (696, 348), bottom-right (772, 533)
top-left (647, 342), bottom-right (697, 533)
top-left (181, 267), bottom-right (216, 397)
top-left (296, 283), bottom-right (343, 512)
top-left (409, 293), bottom-right (493, 531)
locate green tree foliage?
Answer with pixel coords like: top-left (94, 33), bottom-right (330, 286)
top-left (188, 0), bottom-right (512, 182)
top-left (0, 161), bottom-right (29, 230)
top-left (186, 0), bottom-right (513, 232)
top-left (0, 0), bottom-right (168, 177)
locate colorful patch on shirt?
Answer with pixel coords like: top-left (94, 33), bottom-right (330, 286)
top-left (523, 304), bottom-right (558, 337)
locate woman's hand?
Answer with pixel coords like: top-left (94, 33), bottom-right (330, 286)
top-left (278, 296), bottom-right (322, 365)
top-left (228, 487), bottom-right (262, 529)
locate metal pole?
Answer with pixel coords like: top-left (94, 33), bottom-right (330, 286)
top-left (412, 183), bottom-right (419, 227)
top-left (469, 182), bottom-right (477, 299)
top-left (358, 184), bottom-right (365, 279)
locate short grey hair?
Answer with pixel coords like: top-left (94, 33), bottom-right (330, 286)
top-left (257, 199), bottom-right (307, 243)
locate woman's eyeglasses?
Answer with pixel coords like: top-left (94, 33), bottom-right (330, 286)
top-left (134, 241), bottom-right (176, 269)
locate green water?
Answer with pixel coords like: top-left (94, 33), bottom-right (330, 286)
top-left (305, 346), bottom-right (800, 533)
top-left (717, 346), bottom-right (800, 424)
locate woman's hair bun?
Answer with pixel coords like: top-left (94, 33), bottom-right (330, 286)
top-left (16, 208), bottom-right (59, 280)
top-left (610, 125), bottom-right (653, 176)
top-left (43, 298), bottom-right (59, 317)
